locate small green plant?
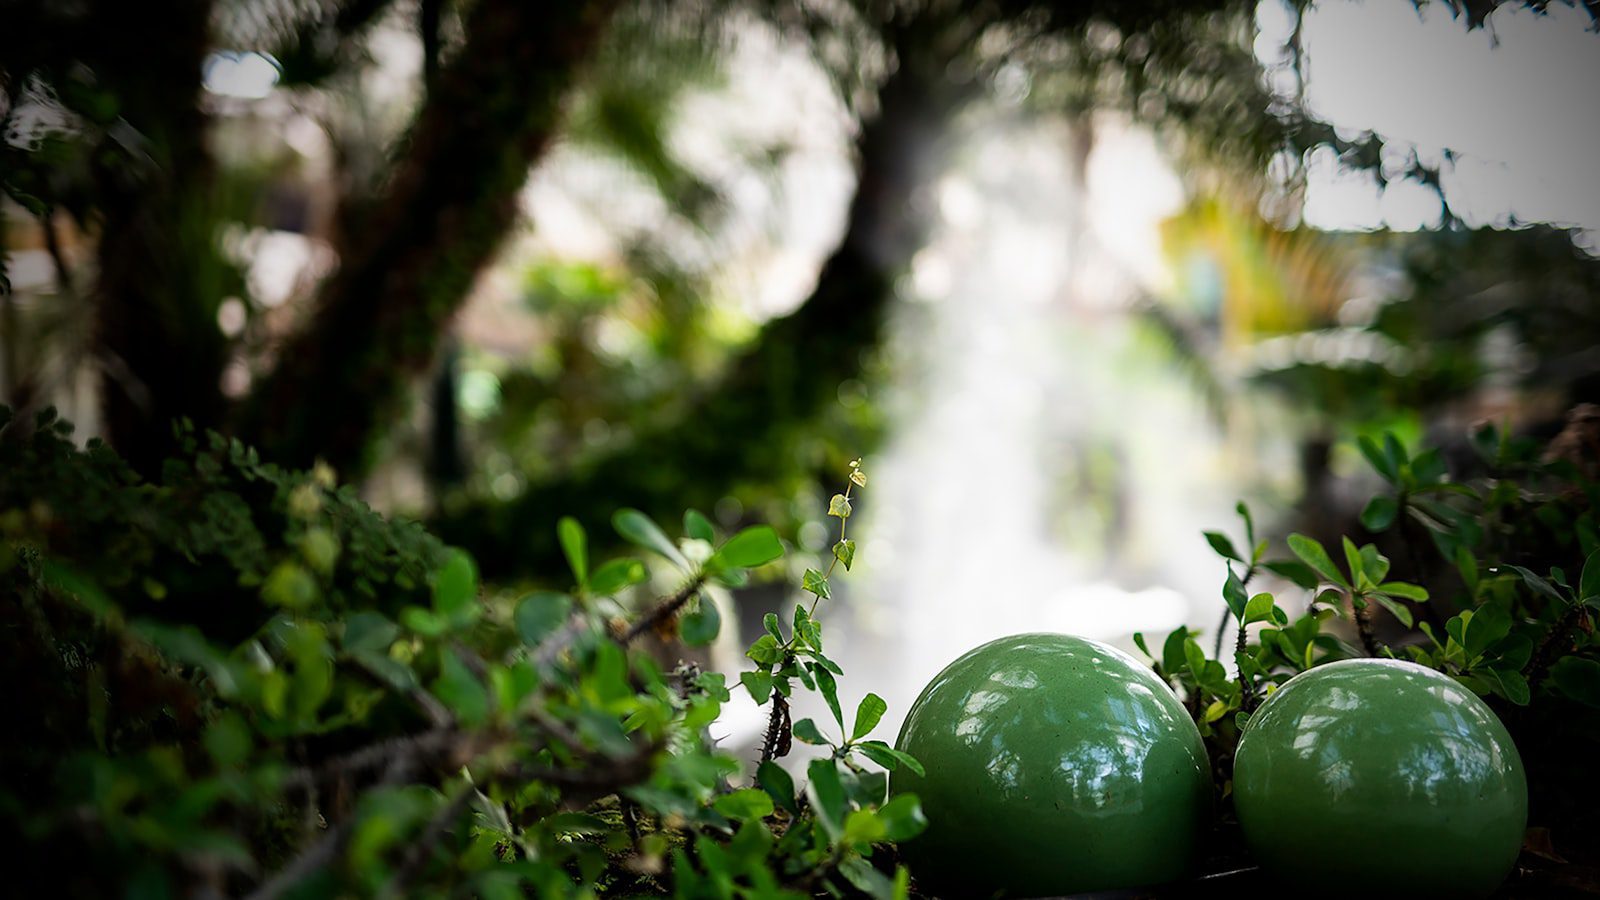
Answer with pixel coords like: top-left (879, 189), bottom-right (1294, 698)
top-left (1138, 417), bottom-right (1600, 864)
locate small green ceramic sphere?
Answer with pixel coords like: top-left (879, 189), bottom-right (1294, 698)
top-left (890, 633), bottom-right (1211, 897)
top-left (1234, 659), bottom-right (1526, 899)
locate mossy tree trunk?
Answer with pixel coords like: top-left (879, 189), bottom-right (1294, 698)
top-left (238, 0), bottom-right (617, 474)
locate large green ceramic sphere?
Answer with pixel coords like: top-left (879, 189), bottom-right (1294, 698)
top-left (891, 633), bottom-right (1210, 897)
top-left (1234, 659), bottom-right (1526, 898)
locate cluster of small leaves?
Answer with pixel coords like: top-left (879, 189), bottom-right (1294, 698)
top-left (1, 418), bottom-right (925, 898)
top-left (732, 459), bottom-right (928, 900)
top-left (1138, 420), bottom-right (1600, 814)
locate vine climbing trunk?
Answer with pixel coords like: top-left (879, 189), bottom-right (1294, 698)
top-left (240, 0), bottom-right (617, 474)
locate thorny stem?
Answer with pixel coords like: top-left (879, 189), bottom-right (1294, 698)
top-left (1353, 594), bottom-right (1380, 656)
top-left (1526, 604), bottom-right (1585, 693)
top-left (1235, 614), bottom-right (1256, 712)
top-left (621, 574), bottom-right (710, 645)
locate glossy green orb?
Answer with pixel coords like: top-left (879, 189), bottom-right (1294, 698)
top-left (891, 633), bottom-right (1210, 897)
top-left (1235, 659), bottom-right (1526, 898)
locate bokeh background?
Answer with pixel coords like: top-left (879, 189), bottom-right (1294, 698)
top-left (5, 0), bottom-right (1599, 760)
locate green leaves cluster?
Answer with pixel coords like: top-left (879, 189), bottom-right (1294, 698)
top-left (3, 418), bottom-right (925, 899)
top-left (1141, 422), bottom-right (1600, 817)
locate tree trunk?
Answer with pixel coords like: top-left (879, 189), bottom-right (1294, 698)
top-left (240, 0), bottom-right (616, 474)
top-left (90, 0), bottom-right (228, 476)
top-left (436, 24), bottom-right (978, 577)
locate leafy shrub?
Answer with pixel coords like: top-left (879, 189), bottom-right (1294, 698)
top-left (1139, 418), bottom-right (1600, 868)
top-left (0, 411), bottom-right (922, 898)
top-left (4, 406), bottom-right (1597, 896)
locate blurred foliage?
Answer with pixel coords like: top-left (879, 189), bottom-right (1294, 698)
top-left (2, 412), bottom-right (925, 898)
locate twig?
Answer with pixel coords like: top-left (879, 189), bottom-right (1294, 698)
top-left (1353, 596), bottom-right (1380, 657)
top-left (532, 574), bottom-right (709, 671)
top-left (620, 575), bottom-right (709, 644)
top-left (1235, 616), bottom-right (1256, 712)
top-left (279, 728), bottom-right (459, 793)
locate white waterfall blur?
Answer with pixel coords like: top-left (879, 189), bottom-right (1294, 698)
top-left (831, 112), bottom-right (1245, 740)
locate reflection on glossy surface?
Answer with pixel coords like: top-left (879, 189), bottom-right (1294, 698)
top-left (1235, 659), bottom-right (1527, 899)
top-left (891, 633), bottom-right (1209, 897)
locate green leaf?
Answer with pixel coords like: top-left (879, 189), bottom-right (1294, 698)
top-left (557, 517), bottom-right (587, 586)
top-left (433, 651), bottom-right (488, 726)
top-left (613, 509), bottom-right (689, 569)
top-left (1237, 501), bottom-right (1256, 546)
top-left (1383, 432), bottom-right (1408, 479)
top-left (792, 718), bottom-right (830, 745)
top-left (856, 740), bottom-right (925, 777)
top-left (1342, 537), bottom-right (1366, 588)
top-left (1464, 602), bottom-right (1512, 659)
top-left (806, 758), bottom-right (847, 837)
top-left (715, 525), bottom-right (784, 569)
top-left (1377, 581), bottom-right (1429, 601)
top-left (1550, 657), bottom-right (1600, 708)
top-left (833, 539), bottom-right (857, 571)
top-left (352, 650), bottom-right (417, 690)
top-left (1359, 544), bottom-right (1390, 584)
top-left (739, 670), bottom-right (773, 704)
top-left (877, 794), bottom-right (928, 842)
top-left (683, 509), bottom-right (715, 543)
top-left (1355, 435), bottom-right (1394, 481)
top-left (1288, 534), bottom-right (1348, 587)
top-left (1223, 568), bottom-right (1247, 618)
top-left (681, 595), bottom-right (721, 646)
top-left (842, 809), bottom-right (887, 846)
top-left (802, 568), bottom-right (830, 599)
top-left (745, 634), bottom-right (783, 666)
top-left (1581, 549), bottom-right (1600, 604)
top-left (1411, 448), bottom-right (1446, 485)
top-left (399, 606), bottom-right (448, 637)
top-left (262, 561), bottom-right (317, 610)
top-left (1161, 627), bottom-right (1191, 675)
top-left (1484, 668), bottom-right (1530, 706)
top-left (852, 693), bottom-right (888, 741)
top-left (1264, 560), bottom-right (1319, 589)
top-left (713, 789), bottom-right (774, 820)
top-left (793, 605), bottom-right (821, 648)
top-left (1500, 565), bottom-right (1566, 605)
top-left (757, 761), bottom-right (797, 813)
top-left (343, 612), bottom-right (399, 653)
top-left (514, 591), bottom-right (572, 646)
top-left (839, 858), bottom-right (894, 900)
top-left (589, 558), bottom-right (647, 595)
top-left (1360, 496), bottom-right (1398, 532)
top-left (1203, 531), bottom-right (1242, 562)
top-left (763, 612), bottom-right (784, 643)
top-left (828, 493), bottom-right (852, 518)
top-left (1242, 592), bottom-right (1277, 626)
top-left (1372, 594), bottom-right (1415, 629)
top-left (1455, 546), bottom-right (1480, 595)
top-left (814, 666), bottom-right (844, 732)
